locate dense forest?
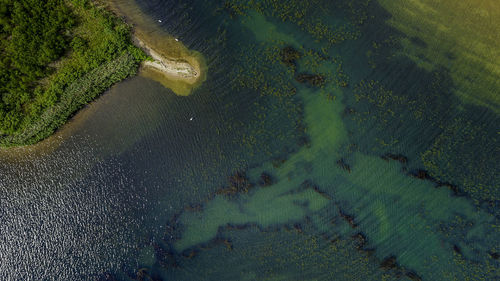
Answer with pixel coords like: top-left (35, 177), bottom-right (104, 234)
top-left (0, 0), bottom-right (147, 146)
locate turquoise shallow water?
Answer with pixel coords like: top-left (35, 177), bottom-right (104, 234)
top-left (0, 0), bottom-right (499, 280)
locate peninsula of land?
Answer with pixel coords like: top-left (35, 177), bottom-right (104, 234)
top-left (108, 0), bottom-right (206, 96)
top-left (0, 0), bottom-right (204, 147)
top-left (135, 37), bottom-right (200, 82)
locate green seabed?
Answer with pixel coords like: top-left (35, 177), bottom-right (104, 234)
top-left (378, 0), bottom-right (500, 113)
top-left (0, 0), bottom-right (498, 280)
top-left (126, 1), bottom-right (498, 280)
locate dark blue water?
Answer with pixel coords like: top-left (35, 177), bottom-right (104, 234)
top-left (0, 0), bottom-right (499, 280)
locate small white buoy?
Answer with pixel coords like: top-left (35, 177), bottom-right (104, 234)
top-left (189, 117), bottom-right (194, 121)
top-left (175, 38), bottom-right (179, 42)
top-left (158, 19), bottom-right (162, 23)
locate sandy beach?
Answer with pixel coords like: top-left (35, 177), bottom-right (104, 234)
top-left (107, 0), bottom-right (206, 95)
top-left (133, 36), bottom-right (200, 83)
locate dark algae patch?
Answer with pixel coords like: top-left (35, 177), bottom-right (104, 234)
top-left (281, 46), bottom-right (301, 68)
top-left (1, 0), bottom-right (499, 280)
top-left (295, 73), bottom-right (326, 87)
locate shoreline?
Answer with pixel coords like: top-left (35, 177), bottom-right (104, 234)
top-left (107, 0), bottom-right (207, 96)
top-left (0, 0), bottom-right (206, 149)
top-left (133, 36), bottom-right (200, 84)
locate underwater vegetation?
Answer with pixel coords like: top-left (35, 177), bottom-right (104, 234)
top-left (378, 0), bottom-right (500, 113)
top-left (108, 0), bottom-right (499, 280)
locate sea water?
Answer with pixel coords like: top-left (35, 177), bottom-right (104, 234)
top-left (0, 0), bottom-right (498, 280)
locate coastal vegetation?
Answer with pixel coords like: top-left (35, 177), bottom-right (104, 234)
top-left (0, 0), bottom-right (147, 146)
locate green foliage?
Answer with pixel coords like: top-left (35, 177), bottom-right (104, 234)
top-left (0, 0), bottom-right (146, 146)
top-left (0, 53), bottom-right (138, 146)
top-left (0, 0), bottom-right (74, 133)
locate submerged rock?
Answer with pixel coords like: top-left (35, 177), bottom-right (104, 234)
top-left (281, 46), bottom-right (302, 68)
top-left (380, 256), bottom-right (398, 270)
top-left (405, 271), bottom-right (422, 281)
top-left (135, 268), bottom-right (156, 281)
top-left (295, 73), bottom-right (326, 87)
top-left (410, 169), bottom-right (434, 181)
top-left (336, 158), bottom-right (352, 173)
top-left (222, 238), bottom-right (233, 250)
top-left (258, 172), bottom-right (273, 187)
top-left (182, 249), bottom-right (198, 259)
top-left (339, 208), bottom-right (357, 228)
top-left (342, 107), bottom-right (356, 116)
top-left (271, 157), bottom-right (287, 168)
top-left (228, 171), bottom-right (251, 191)
top-left (297, 135), bottom-right (311, 148)
top-left (293, 223), bottom-right (303, 233)
top-left (300, 180), bottom-right (332, 200)
top-left (409, 168), bottom-right (461, 195)
top-left (489, 251), bottom-right (499, 260)
top-left (381, 153), bottom-right (408, 164)
top-left (437, 181), bottom-right (460, 195)
top-left (216, 171), bottom-right (252, 196)
top-left (352, 232), bottom-right (367, 250)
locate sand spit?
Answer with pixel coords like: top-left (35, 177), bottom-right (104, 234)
top-left (133, 37), bottom-right (199, 82)
top-left (107, 0), bottom-right (206, 95)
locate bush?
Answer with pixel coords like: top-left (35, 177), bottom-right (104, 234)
top-left (0, 0), bottom-right (146, 146)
